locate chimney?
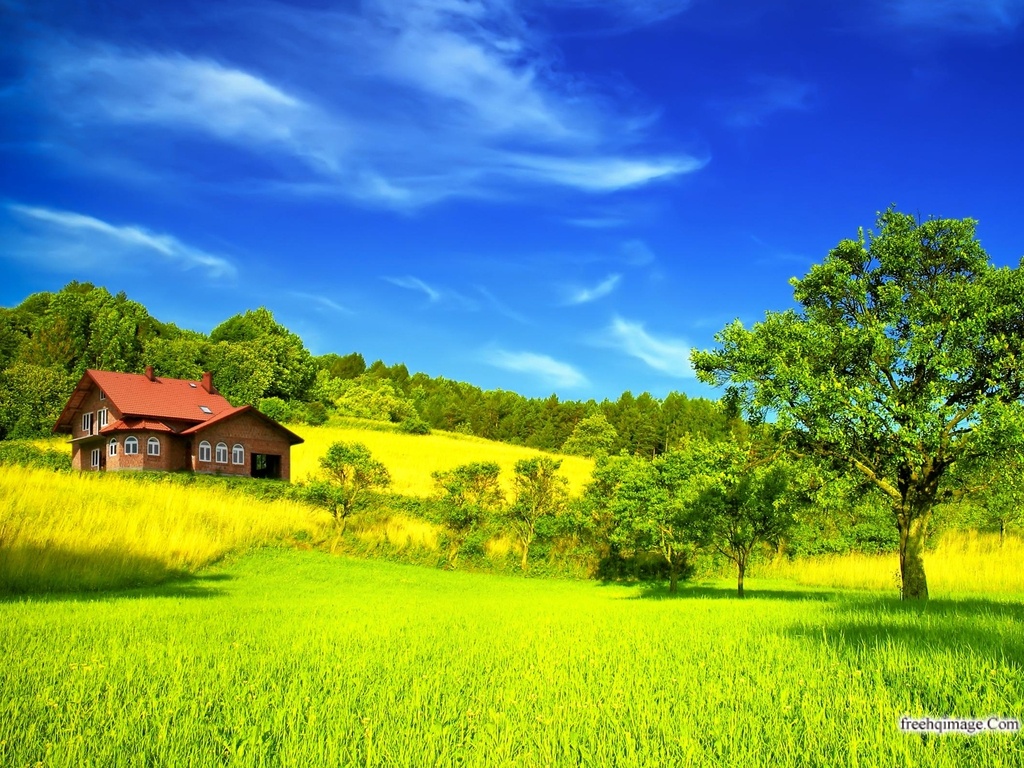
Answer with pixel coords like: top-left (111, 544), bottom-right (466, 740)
top-left (201, 371), bottom-right (217, 394)
top-left (145, 365), bottom-right (155, 381)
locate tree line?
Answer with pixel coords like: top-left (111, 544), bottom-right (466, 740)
top-left (0, 282), bottom-right (736, 457)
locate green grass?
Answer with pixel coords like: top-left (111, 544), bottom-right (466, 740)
top-left (2, 548), bottom-right (1021, 767)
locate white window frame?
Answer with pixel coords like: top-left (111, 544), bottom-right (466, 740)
top-left (215, 442), bottom-right (228, 464)
top-left (99, 390), bottom-right (106, 401)
top-left (108, 438), bottom-right (118, 457)
top-left (198, 441), bottom-right (211, 462)
top-left (91, 448), bottom-right (101, 468)
top-left (232, 444), bottom-right (244, 465)
top-left (82, 412), bottom-right (93, 434)
top-left (147, 437), bottom-right (161, 456)
top-left (124, 436), bottom-right (139, 455)
top-left (98, 408), bottom-right (108, 428)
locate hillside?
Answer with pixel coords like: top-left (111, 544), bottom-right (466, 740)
top-left (289, 422), bottom-right (594, 496)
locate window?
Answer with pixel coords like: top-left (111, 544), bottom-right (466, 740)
top-left (198, 441), bottom-right (211, 462)
top-left (99, 390), bottom-right (106, 401)
top-left (199, 405), bottom-right (213, 414)
top-left (148, 437), bottom-right (161, 456)
top-left (108, 438), bottom-right (118, 457)
top-left (98, 408), bottom-right (108, 428)
top-left (215, 442), bottom-right (228, 463)
top-left (232, 444), bottom-right (244, 465)
top-left (124, 437), bottom-right (139, 455)
top-left (91, 448), bottom-right (101, 468)
top-left (82, 412), bottom-right (93, 434)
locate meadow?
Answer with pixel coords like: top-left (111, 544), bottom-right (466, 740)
top-left (3, 426), bottom-right (1023, 766)
top-left (1, 548), bottom-right (1021, 768)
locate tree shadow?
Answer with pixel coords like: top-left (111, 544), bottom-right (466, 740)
top-left (784, 595), bottom-right (1024, 666)
top-left (628, 582), bottom-right (847, 602)
top-left (0, 546), bottom-right (233, 602)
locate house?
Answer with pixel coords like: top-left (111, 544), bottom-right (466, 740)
top-left (53, 367), bottom-right (303, 480)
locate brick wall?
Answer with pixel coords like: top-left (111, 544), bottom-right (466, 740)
top-left (70, 384), bottom-right (121, 441)
top-left (190, 411), bottom-right (294, 481)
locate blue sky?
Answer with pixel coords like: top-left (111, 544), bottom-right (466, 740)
top-left (2, 0), bottom-right (1023, 400)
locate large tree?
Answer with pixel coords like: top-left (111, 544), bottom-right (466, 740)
top-left (692, 209), bottom-right (1024, 599)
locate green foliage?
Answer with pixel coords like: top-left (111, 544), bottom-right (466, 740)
top-left (398, 415), bottom-right (431, 434)
top-left (210, 308), bottom-right (316, 402)
top-left (333, 378), bottom-right (416, 422)
top-left (316, 352), bottom-right (366, 380)
top-left (258, 397), bottom-right (291, 423)
top-left (693, 208), bottom-right (1024, 600)
top-left (0, 363), bottom-right (73, 440)
top-left (590, 451), bottom-right (698, 592)
top-left (317, 441), bottom-right (391, 530)
top-left (0, 441), bottom-right (72, 472)
top-left (684, 437), bottom-right (796, 597)
top-left (508, 457), bottom-right (568, 571)
top-left (432, 461), bottom-right (503, 566)
top-left (561, 413), bottom-right (618, 457)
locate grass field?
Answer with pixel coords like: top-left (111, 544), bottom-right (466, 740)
top-left (1, 548), bottom-right (1020, 768)
top-left (0, 466), bottom-right (329, 593)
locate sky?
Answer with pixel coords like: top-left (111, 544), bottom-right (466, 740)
top-left (2, 0), bottom-right (1024, 401)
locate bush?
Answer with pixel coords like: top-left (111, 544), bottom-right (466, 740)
top-left (399, 416), bottom-right (431, 435)
top-left (258, 397), bottom-right (291, 423)
top-left (0, 442), bottom-right (72, 472)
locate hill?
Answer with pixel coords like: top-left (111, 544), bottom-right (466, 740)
top-left (289, 421), bottom-right (594, 496)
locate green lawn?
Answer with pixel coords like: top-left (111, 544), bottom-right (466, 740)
top-left (2, 549), bottom-right (1021, 767)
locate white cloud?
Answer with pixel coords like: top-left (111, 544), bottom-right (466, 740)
top-left (4, 204), bottom-right (236, 279)
top-left (604, 316), bottom-right (693, 377)
top-left (384, 275), bottom-right (443, 302)
top-left (42, 48), bottom-right (345, 174)
top-left (566, 274), bottom-right (621, 305)
top-left (25, 0), bottom-right (703, 208)
top-left (484, 348), bottom-right (588, 388)
top-left (882, 0), bottom-right (1024, 34)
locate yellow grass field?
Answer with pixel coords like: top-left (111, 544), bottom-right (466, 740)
top-left (0, 466), bottom-right (330, 592)
top-left (289, 422), bottom-right (594, 497)
top-left (753, 530), bottom-right (1024, 596)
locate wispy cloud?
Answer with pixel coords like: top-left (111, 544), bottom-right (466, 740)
top-left (620, 239), bottom-right (656, 266)
top-left (477, 286), bottom-right (531, 324)
top-left (563, 216), bottom-right (629, 229)
top-left (602, 316), bottom-right (693, 377)
top-left (719, 76), bottom-right (814, 129)
top-left (22, 1), bottom-right (703, 208)
top-left (484, 348), bottom-right (588, 388)
top-left (881, 0), bottom-right (1024, 34)
top-left (3, 203), bottom-right (236, 278)
top-left (289, 291), bottom-right (353, 314)
top-left (566, 274), bottom-right (621, 305)
top-left (384, 275), bottom-right (443, 303)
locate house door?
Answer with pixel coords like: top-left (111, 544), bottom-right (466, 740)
top-left (251, 453), bottom-right (282, 479)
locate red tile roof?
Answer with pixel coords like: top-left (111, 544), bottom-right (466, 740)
top-left (54, 370), bottom-right (236, 433)
top-left (101, 418), bottom-right (176, 434)
top-left (179, 405), bottom-right (304, 445)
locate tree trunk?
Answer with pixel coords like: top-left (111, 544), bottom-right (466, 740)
top-left (669, 559), bottom-right (678, 594)
top-left (520, 535), bottom-right (531, 571)
top-left (898, 513), bottom-right (929, 600)
top-left (737, 558), bottom-right (745, 599)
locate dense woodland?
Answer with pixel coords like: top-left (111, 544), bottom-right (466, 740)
top-left (0, 281), bottom-right (738, 455)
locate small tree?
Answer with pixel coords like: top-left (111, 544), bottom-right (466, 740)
top-left (433, 462), bottom-right (504, 567)
top-left (508, 457), bottom-right (568, 571)
top-left (318, 441), bottom-right (390, 533)
top-left (685, 438), bottom-right (795, 598)
top-left (598, 452), bottom-right (698, 593)
top-left (562, 413), bottom-right (618, 457)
